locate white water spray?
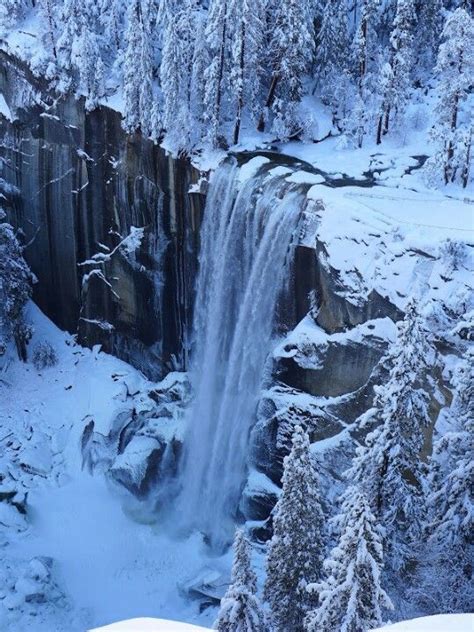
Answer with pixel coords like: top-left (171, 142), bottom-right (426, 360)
top-left (178, 159), bottom-right (304, 549)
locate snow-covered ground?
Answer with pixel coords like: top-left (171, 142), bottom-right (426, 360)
top-left (88, 612), bottom-right (474, 631)
top-left (90, 617), bottom-right (210, 631)
top-left (0, 303), bottom-right (231, 631)
top-left (373, 613), bottom-right (474, 632)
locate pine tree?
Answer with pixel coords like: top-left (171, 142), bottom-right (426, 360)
top-left (37, 0), bottom-right (58, 62)
top-left (203, 0), bottom-right (231, 146)
top-left (189, 8), bottom-right (208, 146)
top-left (228, 0), bottom-right (265, 144)
top-left (316, 0), bottom-right (349, 80)
top-left (138, 16), bottom-right (154, 137)
top-left (305, 487), bottom-right (393, 632)
top-left (78, 27), bottom-right (103, 111)
top-left (0, 210), bottom-right (34, 361)
top-left (424, 351), bottom-right (474, 608)
top-left (214, 530), bottom-right (266, 632)
top-left (123, 0), bottom-right (156, 136)
top-left (123, 0), bottom-right (141, 133)
top-left (425, 9), bottom-right (474, 187)
top-left (377, 0), bottom-right (416, 142)
top-left (160, 0), bottom-right (196, 152)
top-left (347, 299), bottom-right (435, 569)
top-left (264, 426), bottom-right (325, 632)
top-left (315, 0), bottom-right (351, 124)
top-left (262, 0), bottom-right (315, 138)
top-left (56, 0), bottom-right (87, 76)
top-left (99, 0), bottom-right (126, 56)
top-left (353, 0), bottom-right (380, 87)
top-left (0, 0), bottom-right (29, 30)
top-left (350, 0), bottom-right (381, 146)
top-left (415, 0), bottom-right (443, 72)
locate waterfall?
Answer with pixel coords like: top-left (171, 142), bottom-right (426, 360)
top-left (178, 159), bottom-right (304, 549)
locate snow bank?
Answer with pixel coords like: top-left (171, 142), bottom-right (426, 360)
top-left (237, 156), bottom-right (270, 185)
top-left (0, 303), bottom-right (227, 630)
top-left (89, 617), bottom-right (210, 631)
top-left (373, 613), bottom-right (474, 632)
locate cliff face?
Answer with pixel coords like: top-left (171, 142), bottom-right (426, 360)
top-left (1, 51), bottom-right (203, 380)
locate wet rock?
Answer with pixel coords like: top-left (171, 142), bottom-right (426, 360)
top-left (278, 335), bottom-right (387, 397)
top-left (109, 435), bottom-right (163, 497)
top-left (314, 242), bottom-right (404, 333)
top-left (240, 470), bottom-right (280, 522)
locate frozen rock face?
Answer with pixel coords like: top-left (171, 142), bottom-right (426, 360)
top-left (0, 51), bottom-right (203, 380)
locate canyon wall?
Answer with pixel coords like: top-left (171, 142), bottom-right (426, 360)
top-left (1, 51), bottom-right (203, 379)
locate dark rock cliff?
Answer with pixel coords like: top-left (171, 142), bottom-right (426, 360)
top-left (1, 51), bottom-right (203, 380)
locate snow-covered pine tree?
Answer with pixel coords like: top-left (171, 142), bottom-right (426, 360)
top-left (214, 529), bottom-right (266, 632)
top-left (459, 127), bottom-right (473, 189)
top-left (123, 0), bottom-right (156, 136)
top-left (228, 0), bottom-right (265, 144)
top-left (0, 0), bottom-right (29, 31)
top-left (56, 0), bottom-right (87, 78)
top-left (99, 0), bottom-right (126, 57)
top-left (159, 0), bottom-right (182, 141)
top-left (353, 0), bottom-right (381, 87)
top-left (203, 0), bottom-right (232, 146)
top-left (0, 210), bottom-right (34, 361)
top-left (347, 299), bottom-right (435, 570)
top-left (123, 0), bottom-right (142, 133)
top-left (377, 0), bottom-right (416, 142)
top-left (421, 350), bottom-right (474, 612)
top-left (138, 16), bottom-right (154, 137)
top-left (263, 0), bottom-right (315, 139)
top-left (350, 0), bottom-right (381, 146)
top-left (415, 0), bottom-right (443, 72)
top-left (159, 0), bottom-right (197, 152)
top-left (305, 486), bottom-right (393, 632)
top-left (37, 0), bottom-right (58, 62)
top-left (264, 426), bottom-right (325, 632)
top-left (188, 8), bottom-right (208, 146)
top-left (78, 27), bottom-right (104, 111)
top-left (425, 8), bottom-right (474, 187)
top-left (315, 0), bottom-right (351, 124)
top-left (316, 0), bottom-right (349, 82)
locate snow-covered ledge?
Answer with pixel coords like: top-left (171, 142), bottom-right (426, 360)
top-left (89, 618), bottom-right (210, 631)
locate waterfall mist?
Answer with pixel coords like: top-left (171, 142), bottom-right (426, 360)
top-left (178, 159), bottom-right (304, 550)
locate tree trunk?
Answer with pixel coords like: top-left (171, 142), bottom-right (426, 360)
top-left (376, 111), bottom-right (384, 145)
top-left (359, 17), bottom-right (368, 81)
top-left (461, 128), bottom-right (472, 189)
top-left (233, 23), bottom-right (245, 145)
top-left (257, 74), bottom-right (279, 132)
top-left (445, 92), bottom-right (459, 184)
top-left (383, 105), bottom-right (390, 135)
top-left (215, 14), bottom-right (228, 131)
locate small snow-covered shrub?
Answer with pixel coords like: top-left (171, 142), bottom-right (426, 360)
top-left (440, 239), bottom-right (467, 273)
top-left (0, 211), bottom-right (34, 360)
top-left (32, 341), bottom-right (58, 370)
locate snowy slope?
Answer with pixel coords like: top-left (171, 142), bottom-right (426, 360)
top-left (373, 613), bottom-right (474, 631)
top-left (0, 303), bottom-right (230, 631)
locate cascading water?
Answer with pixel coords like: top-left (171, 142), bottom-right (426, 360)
top-left (178, 158), bottom-right (304, 549)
